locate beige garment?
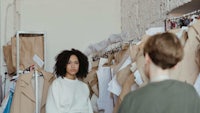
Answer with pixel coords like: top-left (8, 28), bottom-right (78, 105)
top-left (91, 60), bottom-right (100, 70)
top-left (11, 35), bottom-right (44, 70)
top-left (169, 21), bottom-right (200, 85)
top-left (116, 64), bottom-right (132, 86)
top-left (84, 69), bottom-right (99, 97)
top-left (129, 37), bottom-right (150, 87)
top-left (10, 70), bottom-right (55, 113)
top-left (168, 28), bottom-right (189, 47)
top-left (114, 44), bottom-right (129, 65)
top-left (103, 54), bottom-right (115, 67)
top-left (3, 45), bottom-right (16, 75)
top-left (129, 44), bottom-right (139, 62)
top-left (180, 30), bottom-right (189, 46)
top-left (119, 73), bottom-right (135, 100)
top-left (113, 48), bottom-right (130, 76)
top-left (113, 74), bottom-right (136, 113)
top-left (135, 50), bottom-right (149, 87)
top-left (192, 20), bottom-right (200, 42)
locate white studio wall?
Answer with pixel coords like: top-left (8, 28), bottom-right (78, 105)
top-left (0, 0), bottom-right (121, 73)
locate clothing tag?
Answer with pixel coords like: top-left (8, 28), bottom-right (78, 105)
top-left (33, 54), bottom-right (44, 67)
top-left (134, 70), bottom-right (143, 85)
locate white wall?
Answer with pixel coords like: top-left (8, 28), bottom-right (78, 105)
top-left (0, 0), bottom-right (121, 73)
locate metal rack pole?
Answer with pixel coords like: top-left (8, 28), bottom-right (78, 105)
top-left (34, 69), bottom-right (39, 113)
top-left (16, 31), bottom-right (46, 113)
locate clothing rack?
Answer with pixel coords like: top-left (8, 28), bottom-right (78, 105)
top-left (91, 39), bottom-right (139, 61)
top-left (16, 31), bottom-right (46, 113)
top-left (165, 9), bottom-right (200, 30)
top-left (34, 69), bottom-right (39, 113)
top-left (92, 44), bottom-right (122, 61)
top-left (91, 41), bottom-right (123, 61)
top-left (168, 9), bottom-right (200, 20)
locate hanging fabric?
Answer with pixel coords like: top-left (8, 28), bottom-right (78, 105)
top-left (10, 69), bottom-right (55, 113)
top-left (3, 45), bottom-right (16, 75)
top-left (165, 9), bottom-right (200, 30)
top-left (11, 34), bottom-right (44, 71)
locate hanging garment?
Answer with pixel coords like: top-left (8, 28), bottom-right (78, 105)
top-left (46, 77), bottom-right (93, 113)
top-left (169, 20), bottom-right (200, 84)
top-left (97, 66), bottom-right (114, 113)
top-left (10, 70), bottom-right (55, 113)
top-left (112, 74), bottom-right (138, 113)
top-left (112, 48), bottom-right (130, 76)
top-left (135, 47), bottom-right (149, 87)
top-left (3, 45), bottom-right (16, 75)
top-left (11, 35), bottom-right (44, 70)
top-left (0, 93), bottom-right (10, 113)
top-left (3, 91), bottom-right (14, 113)
top-left (83, 69), bottom-right (99, 97)
top-left (116, 57), bottom-right (132, 86)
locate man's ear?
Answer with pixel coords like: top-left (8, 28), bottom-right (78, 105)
top-left (145, 53), bottom-right (151, 64)
top-left (172, 63), bottom-right (179, 69)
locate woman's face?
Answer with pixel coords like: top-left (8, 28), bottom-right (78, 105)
top-left (66, 55), bottom-right (79, 76)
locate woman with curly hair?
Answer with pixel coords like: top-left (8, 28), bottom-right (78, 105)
top-left (46, 48), bottom-right (93, 113)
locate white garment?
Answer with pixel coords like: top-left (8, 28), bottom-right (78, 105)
top-left (108, 75), bottom-right (121, 96)
top-left (145, 27), bottom-right (165, 36)
top-left (97, 67), bottom-right (114, 113)
top-left (46, 77), bottom-right (93, 113)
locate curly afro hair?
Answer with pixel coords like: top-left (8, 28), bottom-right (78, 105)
top-left (54, 48), bottom-right (89, 79)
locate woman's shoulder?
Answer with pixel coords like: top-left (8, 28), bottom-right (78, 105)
top-left (77, 79), bottom-right (89, 87)
top-left (51, 77), bottom-right (64, 85)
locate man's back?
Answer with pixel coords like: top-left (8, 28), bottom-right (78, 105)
top-left (118, 80), bottom-right (200, 113)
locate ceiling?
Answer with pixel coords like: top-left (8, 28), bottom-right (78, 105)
top-left (168, 0), bottom-right (200, 16)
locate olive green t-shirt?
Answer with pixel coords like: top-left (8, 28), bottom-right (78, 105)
top-left (118, 80), bottom-right (200, 113)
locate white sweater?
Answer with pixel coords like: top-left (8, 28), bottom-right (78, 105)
top-left (46, 77), bottom-right (93, 113)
